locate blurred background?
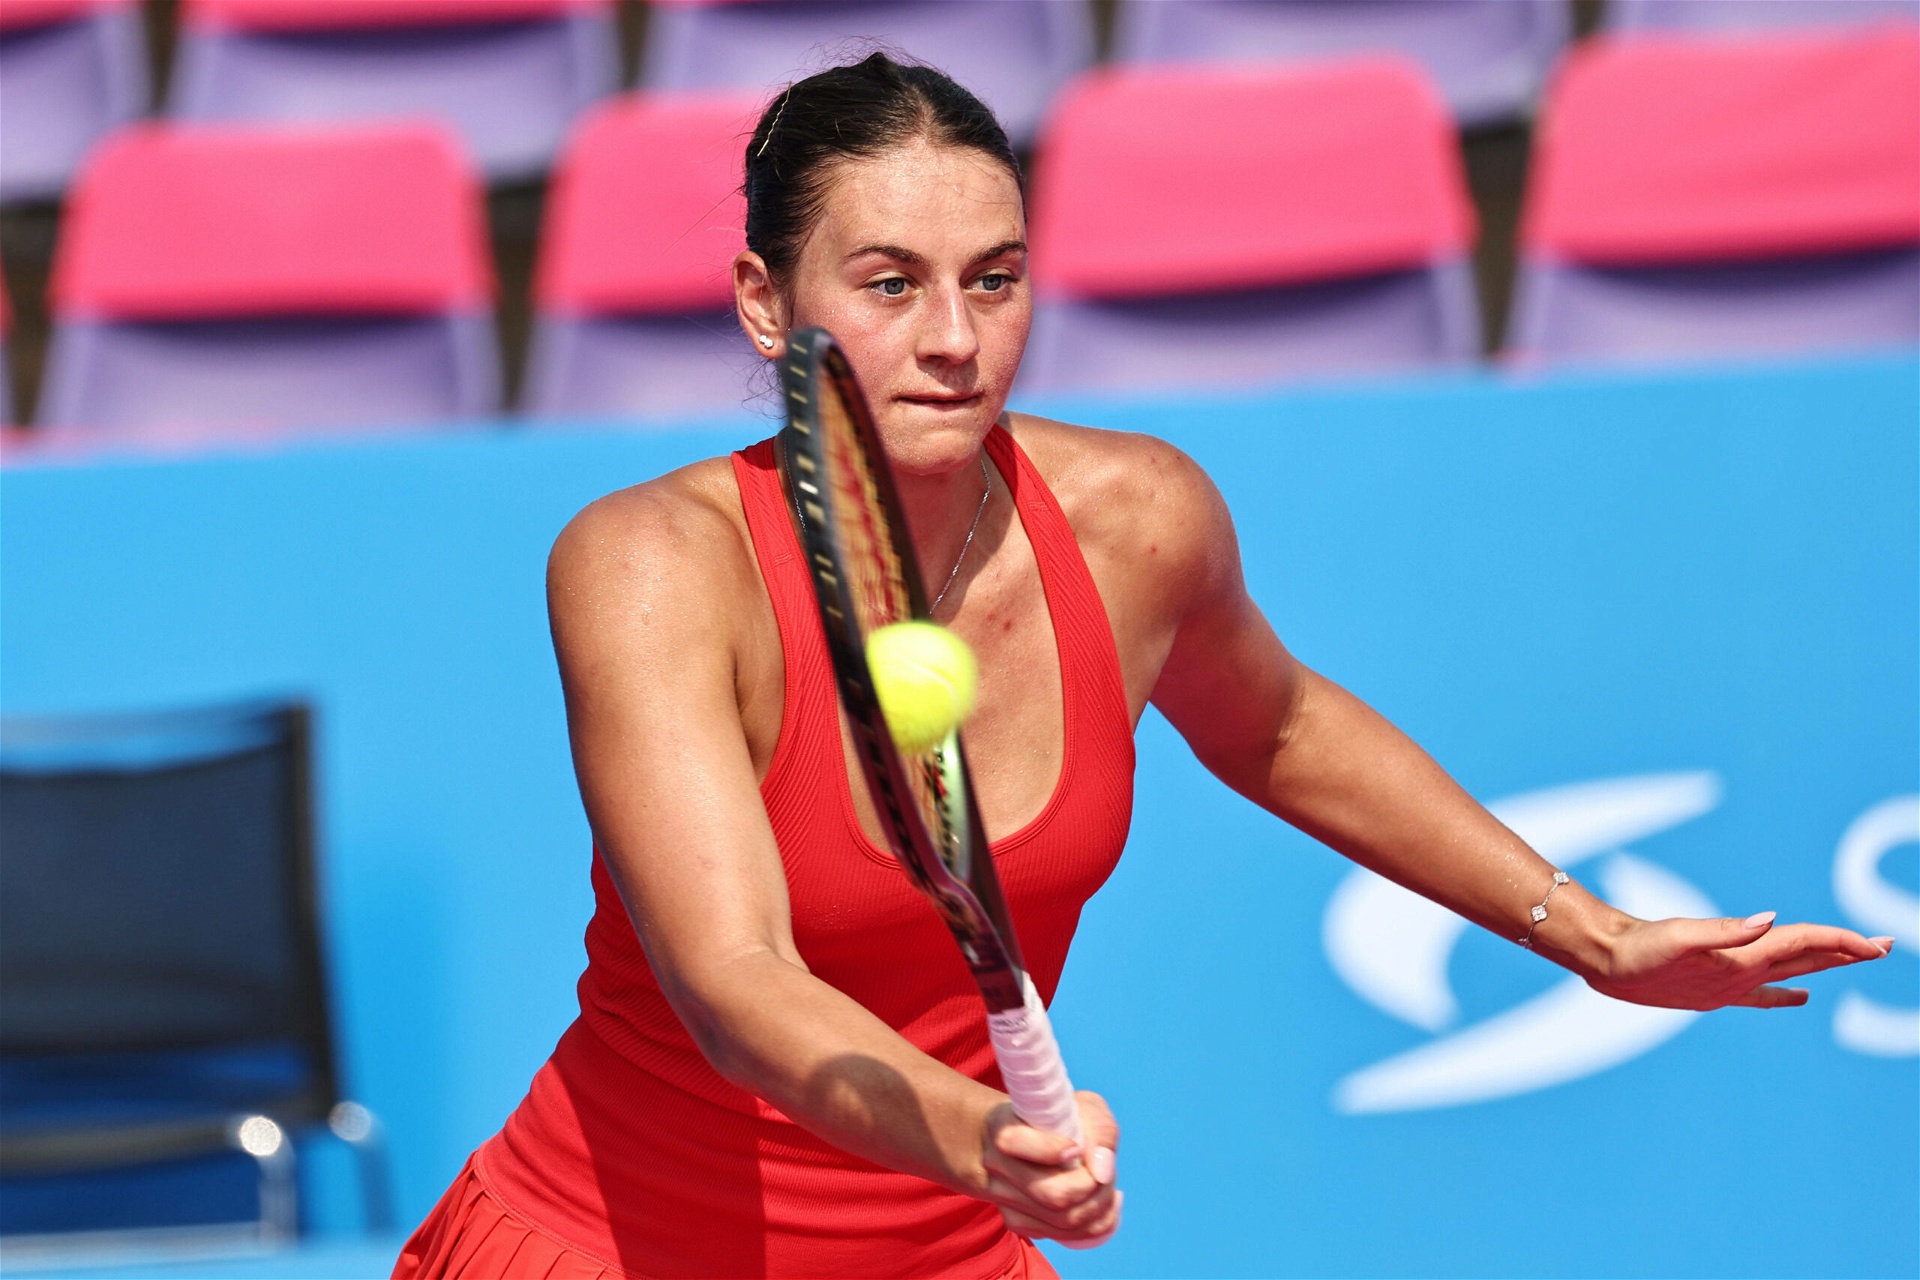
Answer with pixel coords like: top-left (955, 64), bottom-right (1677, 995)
top-left (0, 1), bottom-right (1914, 1276)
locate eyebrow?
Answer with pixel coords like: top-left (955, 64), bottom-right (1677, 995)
top-left (845, 243), bottom-right (927, 268)
top-left (844, 239), bottom-right (1028, 268)
top-left (973, 239), bottom-right (1028, 264)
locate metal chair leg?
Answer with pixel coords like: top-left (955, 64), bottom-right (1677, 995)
top-left (328, 1101), bottom-right (395, 1234)
top-left (228, 1114), bottom-right (297, 1244)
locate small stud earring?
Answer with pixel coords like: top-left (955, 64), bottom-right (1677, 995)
top-left (758, 334), bottom-right (774, 349)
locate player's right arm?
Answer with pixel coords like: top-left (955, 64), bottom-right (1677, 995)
top-left (544, 469), bottom-right (1117, 1244)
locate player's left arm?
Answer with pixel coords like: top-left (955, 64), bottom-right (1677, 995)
top-left (1138, 442), bottom-right (1891, 1010)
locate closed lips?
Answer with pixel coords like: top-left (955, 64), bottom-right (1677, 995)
top-left (900, 392), bottom-right (980, 405)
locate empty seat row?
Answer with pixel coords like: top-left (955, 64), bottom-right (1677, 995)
top-left (16, 21), bottom-right (1920, 434)
top-left (0, 0), bottom-right (616, 199)
top-left (1023, 59), bottom-right (1481, 394)
top-left (172, 0), bottom-right (618, 183)
top-left (529, 91), bottom-right (755, 419)
top-left (7, 0), bottom-right (1915, 203)
top-left (43, 123), bottom-right (496, 432)
top-left (1514, 23), bottom-right (1920, 362)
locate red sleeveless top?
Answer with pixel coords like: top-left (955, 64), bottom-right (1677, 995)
top-left (468, 426), bottom-right (1134, 1278)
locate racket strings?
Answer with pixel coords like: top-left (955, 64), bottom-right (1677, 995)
top-left (816, 373), bottom-right (962, 859)
top-left (788, 333), bottom-right (1023, 1004)
top-left (819, 383), bottom-right (910, 639)
top-left (922, 743), bottom-right (970, 881)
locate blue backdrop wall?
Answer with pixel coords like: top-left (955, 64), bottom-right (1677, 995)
top-left (3, 355), bottom-right (1914, 1277)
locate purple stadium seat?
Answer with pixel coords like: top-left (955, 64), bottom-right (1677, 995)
top-left (1611, 0), bottom-right (1920, 33)
top-left (526, 91), bottom-right (765, 420)
top-left (1510, 25), bottom-right (1920, 367)
top-left (529, 314), bottom-right (757, 419)
top-left (170, 0), bottom-right (616, 183)
top-left (39, 122), bottom-right (499, 433)
top-left (639, 0), bottom-right (1093, 146)
top-left (1019, 60), bottom-right (1479, 398)
top-left (0, 0), bottom-right (146, 204)
top-left (1513, 250), bottom-right (1920, 367)
top-left (1111, 0), bottom-right (1568, 128)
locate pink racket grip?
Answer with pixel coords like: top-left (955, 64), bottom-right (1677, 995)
top-left (985, 974), bottom-right (1082, 1144)
top-left (985, 976), bottom-right (1118, 1250)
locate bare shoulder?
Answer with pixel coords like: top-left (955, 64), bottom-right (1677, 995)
top-left (547, 455), bottom-right (762, 644)
top-left (1004, 413), bottom-right (1232, 570)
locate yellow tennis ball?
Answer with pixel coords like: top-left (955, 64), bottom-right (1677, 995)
top-left (866, 621), bottom-right (978, 753)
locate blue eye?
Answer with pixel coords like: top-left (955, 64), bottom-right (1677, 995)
top-left (874, 278), bottom-right (907, 297)
top-left (979, 273), bottom-right (1013, 292)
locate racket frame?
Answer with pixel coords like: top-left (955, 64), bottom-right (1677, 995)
top-left (770, 329), bottom-right (1108, 1242)
top-left (774, 329), bottom-right (1029, 1015)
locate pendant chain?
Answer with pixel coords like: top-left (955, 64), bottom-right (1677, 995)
top-left (931, 454), bottom-right (992, 615)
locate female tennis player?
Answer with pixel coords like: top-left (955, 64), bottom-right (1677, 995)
top-left (396, 53), bottom-right (1893, 1280)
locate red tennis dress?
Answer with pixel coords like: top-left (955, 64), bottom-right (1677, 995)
top-left (395, 426), bottom-right (1135, 1279)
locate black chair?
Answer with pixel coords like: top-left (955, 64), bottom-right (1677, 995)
top-left (0, 700), bottom-right (389, 1260)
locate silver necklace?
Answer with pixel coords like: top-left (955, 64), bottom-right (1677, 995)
top-left (931, 454), bottom-right (992, 615)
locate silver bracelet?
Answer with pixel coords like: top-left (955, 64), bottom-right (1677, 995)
top-left (1518, 870), bottom-right (1570, 949)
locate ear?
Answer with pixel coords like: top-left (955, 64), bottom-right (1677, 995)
top-left (734, 251), bottom-right (785, 359)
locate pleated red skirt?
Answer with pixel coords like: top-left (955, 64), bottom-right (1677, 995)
top-left (393, 1158), bottom-right (628, 1280)
top-left (392, 1155), bottom-right (1062, 1280)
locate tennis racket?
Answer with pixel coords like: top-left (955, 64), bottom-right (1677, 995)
top-left (774, 327), bottom-right (1089, 1161)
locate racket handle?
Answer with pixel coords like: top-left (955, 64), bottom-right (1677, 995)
top-left (986, 975), bottom-right (1117, 1250)
top-left (985, 973), bottom-right (1084, 1148)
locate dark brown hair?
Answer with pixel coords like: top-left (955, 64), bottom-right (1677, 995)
top-left (743, 52), bottom-right (1023, 283)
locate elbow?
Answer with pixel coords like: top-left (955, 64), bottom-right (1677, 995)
top-left (1202, 676), bottom-right (1313, 810)
top-left (656, 946), bottom-right (807, 1092)
top-left (1268, 662), bottom-right (1315, 758)
top-left (663, 983), bottom-right (734, 1076)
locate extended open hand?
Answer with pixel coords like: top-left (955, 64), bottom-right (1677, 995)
top-left (1589, 912), bottom-right (1893, 1010)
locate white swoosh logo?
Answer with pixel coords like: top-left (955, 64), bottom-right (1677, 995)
top-left (1832, 795), bottom-right (1920, 1057)
top-left (1324, 772), bottom-right (1721, 1114)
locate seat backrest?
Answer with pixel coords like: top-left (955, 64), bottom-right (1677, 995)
top-left (0, 0), bottom-right (133, 32)
top-left (0, 0), bottom-right (148, 205)
top-left (639, 0), bottom-right (1092, 146)
top-left (1521, 24), bottom-right (1920, 269)
top-left (180, 0), bottom-right (601, 30)
top-left (1610, 0), bottom-right (1919, 33)
top-left (537, 90), bottom-right (761, 318)
top-left (1111, 0), bottom-right (1569, 128)
top-left (50, 121), bottom-right (492, 322)
top-left (1029, 59), bottom-right (1475, 303)
top-left (0, 702), bottom-right (335, 1121)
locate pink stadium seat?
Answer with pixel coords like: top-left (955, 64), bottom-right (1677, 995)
top-left (1510, 24), bottom-right (1920, 365)
top-left (526, 91), bottom-right (763, 420)
top-left (640, 0), bottom-right (1093, 147)
top-left (1112, 0), bottom-right (1568, 128)
top-left (170, 0), bottom-right (616, 182)
top-left (0, 0), bottom-right (146, 203)
top-left (1019, 59), bottom-right (1479, 396)
top-left (40, 122), bottom-right (499, 431)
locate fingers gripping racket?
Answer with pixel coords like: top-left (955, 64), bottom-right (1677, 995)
top-left (774, 328), bottom-right (1086, 1157)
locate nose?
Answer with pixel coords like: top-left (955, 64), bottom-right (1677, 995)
top-left (916, 281), bottom-right (980, 368)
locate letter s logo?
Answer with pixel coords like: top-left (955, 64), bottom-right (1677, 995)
top-left (1832, 796), bottom-right (1919, 1057)
top-left (1323, 772), bottom-right (1720, 1114)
